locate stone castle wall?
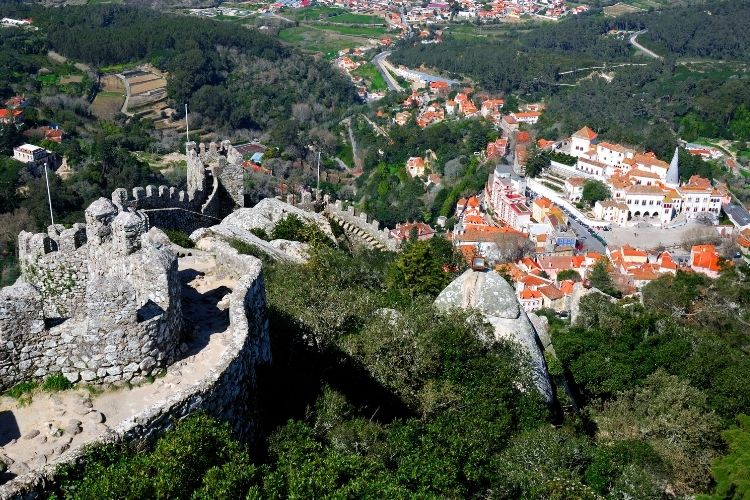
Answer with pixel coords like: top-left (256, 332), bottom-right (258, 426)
top-left (105, 140), bottom-right (247, 235)
top-left (17, 224), bottom-right (88, 319)
top-left (324, 200), bottom-right (398, 251)
top-left (0, 198), bottom-right (183, 391)
top-left (0, 255), bottom-right (271, 500)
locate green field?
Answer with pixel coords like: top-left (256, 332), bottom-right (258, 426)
top-left (98, 62), bottom-right (139, 73)
top-left (326, 12), bottom-right (384, 25)
top-left (278, 26), bottom-right (373, 55)
top-left (286, 6), bottom-right (346, 21)
top-left (352, 62), bottom-right (387, 92)
top-left (38, 74), bottom-right (59, 86)
top-left (315, 24), bottom-right (388, 37)
top-left (443, 23), bottom-right (530, 41)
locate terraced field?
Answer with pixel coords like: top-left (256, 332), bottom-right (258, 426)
top-left (91, 75), bottom-right (125, 120)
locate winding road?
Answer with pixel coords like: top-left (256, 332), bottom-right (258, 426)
top-left (373, 51), bottom-right (404, 92)
top-left (629, 30), bottom-right (663, 60)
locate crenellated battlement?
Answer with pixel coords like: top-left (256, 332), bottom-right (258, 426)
top-left (1, 197), bottom-right (182, 391)
top-left (111, 185), bottom-right (197, 212)
top-left (102, 140), bottom-right (247, 236)
top-left (324, 199), bottom-right (397, 251)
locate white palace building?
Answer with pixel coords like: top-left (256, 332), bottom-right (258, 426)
top-left (557, 126), bottom-right (729, 226)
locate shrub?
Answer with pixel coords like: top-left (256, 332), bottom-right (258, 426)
top-left (42, 373), bottom-right (73, 392)
top-left (271, 214), bottom-right (332, 247)
top-left (229, 238), bottom-right (264, 258)
top-left (250, 227), bottom-right (270, 241)
top-left (163, 229), bottom-right (195, 248)
top-left (60, 415), bottom-right (252, 499)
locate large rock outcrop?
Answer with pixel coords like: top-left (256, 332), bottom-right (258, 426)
top-left (221, 198), bottom-right (335, 242)
top-left (189, 198), bottom-right (337, 264)
top-left (434, 269), bottom-right (553, 403)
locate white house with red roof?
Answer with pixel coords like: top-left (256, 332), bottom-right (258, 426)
top-left (406, 156), bottom-right (426, 177)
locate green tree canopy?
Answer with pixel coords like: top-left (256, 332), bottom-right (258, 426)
top-left (581, 180), bottom-right (611, 206)
top-left (700, 414), bottom-right (750, 500)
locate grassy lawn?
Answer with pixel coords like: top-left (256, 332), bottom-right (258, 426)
top-left (38, 74), bottom-right (59, 86)
top-left (326, 12), bottom-right (384, 25)
top-left (443, 24), bottom-right (515, 41)
top-left (352, 62), bottom-right (387, 92)
top-left (98, 62), bottom-right (139, 74)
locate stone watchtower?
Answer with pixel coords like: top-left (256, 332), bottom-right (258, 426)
top-left (0, 198), bottom-right (183, 389)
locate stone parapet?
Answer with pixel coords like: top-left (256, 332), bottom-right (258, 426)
top-left (0, 257), bottom-right (271, 500)
top-left (1, 198), bottom-right (182, 391)
top-left (324, 201), bottom-right (397, 251)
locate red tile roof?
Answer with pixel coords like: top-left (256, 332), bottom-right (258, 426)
top-left (572, 126), bottom-right (598, 140)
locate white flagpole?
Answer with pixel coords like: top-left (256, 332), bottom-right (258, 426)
top-left (317, 150), bottom-right (321, 191)
top-left (185, 103), bottom-right (189, 143)
top-left (44, 161), bottom-right (54, 226)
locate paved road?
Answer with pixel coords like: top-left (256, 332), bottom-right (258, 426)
top-left (568, 216), bottom-right (607, 254)
top-left (629, 30), bottom-right (663, 60)
top-left (373, 51), bottom-right (404, 92)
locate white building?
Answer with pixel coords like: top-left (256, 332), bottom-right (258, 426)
top-left (594, 200), bottom-right (629, 225)
top-left (563, 177), bottom-right (585, 202)
top-left (570, 126), bottom-right (598, 158)
top-left (13, 144), bottom-right (51, 173)
top-left (496, 193), bottom-right (532, 232)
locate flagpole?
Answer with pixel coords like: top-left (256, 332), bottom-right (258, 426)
top-left (43, 161), bottom-right (54, 226)
top-left (185, 103), bottom-right (189, 143)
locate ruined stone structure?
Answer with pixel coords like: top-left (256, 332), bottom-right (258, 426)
top-left (110, 140), bottom-right (247, 234)
top-left (324, 199), bottom-right (398, 251)
top-left (0, 199), bottom-right (183, 390)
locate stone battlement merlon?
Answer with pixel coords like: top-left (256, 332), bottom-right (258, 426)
top-left (18, 224), bottom-right (87, 264)
top-left (111, 185), bottom-right (196, 213)
top-left (324, 199), bottom-right (397, 251)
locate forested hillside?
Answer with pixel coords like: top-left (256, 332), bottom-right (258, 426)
top-left (618, 0), bottom-right (750, 60)
top-left (2, 4), bottom-right (357, 133)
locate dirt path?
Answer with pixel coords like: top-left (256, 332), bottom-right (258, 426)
top-left (344, 117), bottom-right (364, 172)
top-left (0, 255), bottom-right (235, 484)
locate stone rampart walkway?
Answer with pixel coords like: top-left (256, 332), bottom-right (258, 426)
top-left (0, 254), bottom-right (234, 483)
